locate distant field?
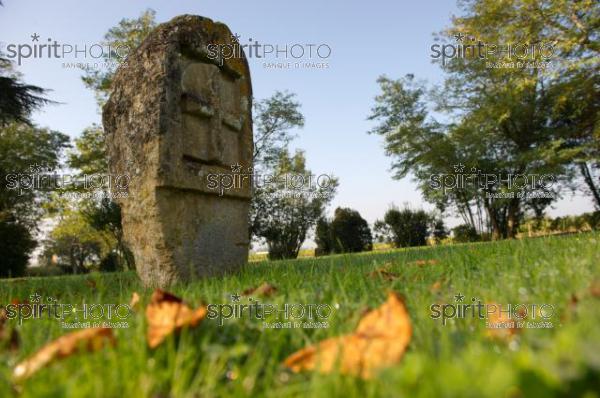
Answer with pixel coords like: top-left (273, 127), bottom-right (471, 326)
top-left (1, 232), bottom-right (599, 397)
top-left (249, 242), bottom-right (396, 261)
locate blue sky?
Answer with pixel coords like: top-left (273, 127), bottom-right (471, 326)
top-left (0, 0), bottom-right (593, 226)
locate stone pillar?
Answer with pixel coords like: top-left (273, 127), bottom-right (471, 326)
top-left (102, 15), bottom-right (253, 287)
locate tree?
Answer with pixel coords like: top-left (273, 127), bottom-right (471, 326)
top-left (0, 56), bottom-right (53, 126)
top-left (81, 9), bottom-right (157, 107)
top-left (68, 125), bottom-right (108, 175)
top-left (0, 219), bottom-right (35, 277)
top-left (452, 224), bottom-right (480, 243)
top-left (82, 196), bottom-right (133, 270)
top-left (374, 206), bottom-right (432, 248)
top-left (315, 217), bottom-right (333, 256)
top-left (249, 92), bottom-right (305, 240)
top-left (248, 90), bottom-right (320, 256)
top-left (46, 210), bottom-right (111, 273)
top-left (0, 37), bottom-right (69, 276)
top-left (252, 150), bottom-right (337, 260)
top-left (316, 207), bottom-right (373, 254)
top-left (252, 91), bottom-right (305, 168)
top-left (432, 218), bottom-right (448, 244)
top-left (452, 0), bottom-right (600, 208)
top-left (368, 19), bottom-right (570, 240)
top-left (59, 123), bottom-right (134, 271)
top-left (368, 0), bottom-right (600, 239)
top-left (0, 123), bottom-right (70, 228)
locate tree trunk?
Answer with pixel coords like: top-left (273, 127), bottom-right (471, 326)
top-left (580, 162), bottom-right (600, 209)
top-left (507, 198), bottom-right (520, 239)
top-left (485, 201), bottom-right (502, 240)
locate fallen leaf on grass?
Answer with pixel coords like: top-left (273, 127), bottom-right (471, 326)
top-left (430, 280), bottom-right (442, 292)
top-left (569, 293), bottom-right (579, 308)
top-left (242, 282), bottom-right (278, 297)
top-left (410, 259), bottom-right (439, 267)
top-left (146, 289), bottom-right (207, 349)
top-left (85, 279), bottom-right (97, 290)
top-left (13, 328), bottom-right (115, 380)
top-left (590, 280), bottom-right (600, 298)
top-left (6, 329), bottom-right (20, 353)
top-left (284, 292), bottom-right (412, 379)
top-left (0, 308), bottom-right (19, 353)
top-left (367, 268), bottom-right (399, 281)
top-left (129, 292), bottom-right (141, 309)
top-left (484, 302), bottom-right (519, 341)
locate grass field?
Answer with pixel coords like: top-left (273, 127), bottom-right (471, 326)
top-left (1, 232), bottom-right (599, 397)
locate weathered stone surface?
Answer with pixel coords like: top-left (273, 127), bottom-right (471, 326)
top-left (102, 15), bottom-right (253, 287)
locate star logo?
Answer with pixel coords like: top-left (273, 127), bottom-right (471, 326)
top-left (230, 33), bottom-right (241, 43)
top-left (29, 293), bottom-right (41, 303)
top-left (454, 32), bottom-right (465, 42)
top-left (231, 163), bottom-right (242, 173)
top-left (454, 293), bottom-right (465, 302)
top-left (31, 33), bottom-right (40, 42)
top-left (453, 163), bottom-right (465, 173)
top-left (29, 163), bottom-right (43, 173)
top-left (230, 293), bottom-right (241, 302)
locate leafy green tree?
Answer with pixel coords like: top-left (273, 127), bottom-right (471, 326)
top-left (46, 210), bottom-right (112, 273)
top-left (249, 92), bottom-right (306, 240)
top-left (314, 217), bottom-right (333, 256)
top-left (252, 150), bottom-right (337, 260)
top-left (81, 9), bottom-right (157, 107)
top-left (451, 0), bottom-right (599, 207)
top-left (60, 123), bottom-right (134, 270)
top-left (374, 206), bottom-right (432, 248)
top-left (0, 123), bottom-right (70, 228)
top-left (432, 218), bottom-right (448, 243)
top-left (82, 196), bottom-right (133, 269)
top-left (0, 37), bottom-right (68, 276)
top-left (68, 125), bottom-right (107, 175)
top-left (316, 207), bottom-right (373, 254)
top-left (252, 91), bottom-right (305, 168)
top-left (368, 11), bottom-right (571, 240)
top-left (0, 220), bottom-right (35, 277)
top-left (329, 207), bottom-right (372, 253)
top-left (452, 224), bottom-right (480, 243)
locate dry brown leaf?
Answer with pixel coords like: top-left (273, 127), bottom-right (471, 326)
top-left (367, 268), bottom-right (399, 281)
top-left (10, 298), bottom-right (30, 306)
top-left (85, 279), bottom-right (97, 290)
top-left (284, 292), bottom-right (412, 379)
top-left (569, 293), bottom-right (579, 308)
top-left (13, 328), bottom-right (115, 380)
top-left (242, 282), bottom-right (278, 297)
top-left (0, 307), bottom-right (6, 326)
top-left (145, 289), bottom-right (207, 349)
top-left (0, 308), bottom-right (18, 353)
top-left (430, 280), bottom-right (442, 292)
top-left (411, 259), bottom-right (439, 267)
top-left (484, 302), bottom-right (519, 340)
top-left (590, 280), bottom-right (600, 298)
top-left (5, 329), bottom-right (20, 353)
top-left (129, 292), bottom-right (141, 309)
